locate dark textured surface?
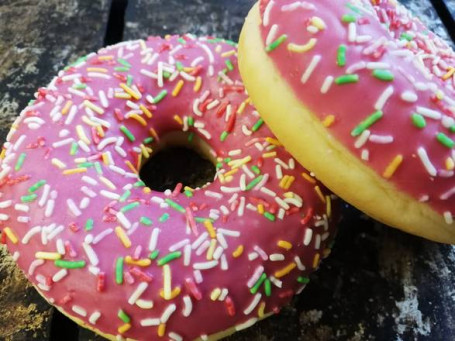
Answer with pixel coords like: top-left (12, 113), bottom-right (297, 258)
top-left (1, 0), bottom-right (455, 340)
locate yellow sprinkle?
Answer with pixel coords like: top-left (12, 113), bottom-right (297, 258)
top-left (3, 227), bottom-right (18, 244)
top-left (173, 115), bottom-right (183, 125)
top-left (61, 100), bottom-right (73, 115)
top-left (311, 16), bottom-right (326, 30)
top-left (314, 186), bottom-right (326, 203)
top-left (149, 127), bottom-right (159, 141)
top-left (96, 125), bottom-right (105, 138)
top-left (98, 55), bottom-right (114, 61)
top-left (118, 323), bottom-right (131, 334)
top-left (383, 154), bottom-right (403, 179)
top-left (206, 239), bottom-right (217, 260)
top-left (183, 67), bottom-right (194, 73)
top-left (0, 148), bottom-right (6, 160)
top-left (257, 204), bottom-right (265, 215)
top-left (442, 67), bottom-right (455, 81)
top-left (284, 175), bottom-right (295, 190)
top-left (125, 160), bottom-right (138, 174)
top-left (265, 137), bottom-right (282, 146)
top-left (446, 157), bottom-right (455, 171)
top-left (82, 115), bottom-right (100, 127)
top-left (221, 50), bottom-right (236, 58)
top-left (326, 195), bottom-right (332, 218)
top-left (125, 256), bottom-right (152, 267)
top-left (277, 240), bottom-right (293, 250)
top-left (323, 248), bottom-right (332, 258)
top-left (115, 226), bottom-right (132, 248)
top-left (139, 104), bottom-right (153, 118)
top-left (237, 101), bottom-right (247, 114)
top-left (204, 220), bottom-right (217, 239)
top-left (279, 175), bottom-right (289, 189)
top-left (258, 301), bottom-right (266, 318)
top-left (194, 76), bottom-right (202, 92)
top-left (322, 114), bottom-right (335, 127)
top-left (139, 40), bottom-right (147, 50)
top-left (114, 92), bottom-right (132, 100)
top-left (99, 176), bottom-right (116, 190)
top-left (120, 83), bottom-right (142, 100)
top-left (76, 125), bottom-right (91, 145)
top-left (158, 323), bottom-right (166, 337)
top-left (215, 45), bottom-right (222, 53)
top-left (274, 263), bottom-right (297, 278)
top-left (232, 245), bottom-right (244, 258)
top-left (51, 158), bottom-right (66, 169)
top-left (302, 172), bottom-right (316, 184)
top-left (140, 144), bottom-right (150, 159)
top-left (143, 187), bottom-right (152, 194)
top-left (87, 67), bottom-right (108, 73)
top-left (35, 252), bottom-right (61, 260)
top-left (137, 153), bottom-right (142, 172)
top-left (63, 168), bottom-right (87, 175)
top-left (262, 152), bottom-right (277, 158)
top-left (210, 288), bottom-right (222, 301)
top-left (287, 38), bottom-right (317, 53)
top-left (83, 100), bottom-right (104, 115)
top-left (228, 156), bottom-right (252, 169)
top-left (163, 264), bottom-right (172, 300)
top-left (102, 153), bottom-right (110, 166)
top-left (184, 186), bottom-right (194, 193)
top-left (129, 113), bottom-right (147, 126)
top-left (313, 253), bottom-right (321, 268)
top-left (224, 168), bottom-right (239, 178)
top-left (172, 80), bottom-right (185, 97)
top-left (436, 90), bottom-right (444, 100)
top-left (160, 286), bottom-right (181, 300)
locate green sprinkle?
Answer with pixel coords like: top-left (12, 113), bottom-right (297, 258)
top-left (120, 125), bottom-right (136, 142)
top-left (74, 83), bottom-right (87, 89)
top-left (115, 257), bottom-right (124, 285)
top-left (264, 278), bottom-right (272, 297)
top-left (400, 32), bottom-right (413, 41)
top-left (163, 71), bottom-right (171, 79)
top-left (55, 260), bottom-right (86, 269)
top-left (351, 110), bottom-right (384, 137)
top-left (159, 213), bottom-right (170, 222)
top-left (140, 216), bottom-right (153, 226)
top-left (15, 153), bottom-right (26, 171)
top-left (157, 251), bottom-right (182, 266)
top-left (188, 116), bottom-right (194, 126)
top-left (118, 309), bottom-right (131, 323)
top-left (78, 162), bottom-right (94, 168)
top-left (119, 190), bottom-right (131, 203)
top-left (176, 61), bottom-right (184, 71)
top-left (345, 3), bottom-right (362, 14)
top-left (341, 14), bottom-right (357, 23)
top-left (21, 194), bottom-right (37, 203)
top-left (372, 69), bottom-right (394, 81)
top-left (411, 113), bottom-right (426, 129)
top-left (143, 137), bottom-right (154, 144)
top-left (28, 180), bottom-right (46, 193)
top-left (216, 162), bottom-right (223, 169)
top-left (70, 142), bottom-right (78, 155)
top-left (153, 90), bottom-right (168, 104)
top-left (118, 58), bottom-right (132, 68)
top-left (266, 34), bottom-right (288, 53)
top-left (264, 212), bottom-right (276, 222)
top-left (165, 199), bottom-right (185, 213)
top-left (245, 175), bottom-right (264, 191)
top-left (450, 125), bottom-right (455, 134)
top-left (178, 37), bottom-right (186, 44)
top-left (184, 190), bottom-right (193, 198)
top-left (188, 132), bottom-right (195, 143)
top-left (297, 276), bottom-right (310, 284)
top-left (225, 59), bottom-right (234, 71)
top-left (85, 218), bottom-right (94, 231)
top-left (437, 132), bottom-right (455, 149)
top-left (220, 131), bottom-right (229, 142)
top-left (335, 74), bottom-right (359, 85)
top-left (337, 44), bottom-right (347, 67)
top-left (252, 118), bottom-right (264, 132)
top-left (195, 217), bottom-right (214, 223)
top-left (94, 162), bottom-right (103, 175)
top-left (134, 180), bottom-right (146, 187)
top-left (114, 66), bottom-right (129, 72)
top-left (224, 158), bottom-right (231, 163)
top-left (250, 273), bottom-right (267, 294)
top-left (121, 202), bottom-right (140, 213)
top-left (149, 250), bottom-right (159, 260)
top-left (251, 166), bottom-right (261, 175)
top-left (126, 75), bottom-right (133, 86)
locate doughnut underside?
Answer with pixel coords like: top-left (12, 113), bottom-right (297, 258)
top-left (239, 3), bottom-right (455, 244)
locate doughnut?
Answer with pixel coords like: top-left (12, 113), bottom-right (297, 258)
top-left (0, 35), bottom-right (338, 340)
top-left (239, 0), bottom-right (455, 243)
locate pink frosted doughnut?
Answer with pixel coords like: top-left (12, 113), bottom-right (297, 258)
top-left (239, 0), bottom-right (455, 243)
top-left (0, 35), bottom-right (337, 340)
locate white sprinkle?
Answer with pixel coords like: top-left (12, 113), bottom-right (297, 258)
top-left (294, 256), bottom-right (306, 271)
top-left (260, 187), bottom-right (276, 197)
top-left (116, 211), bottom-right (131, 229)
top-left (52, 138), bottom-right (73, 148)
top-left (301, 55), bottom-right (321, 84)
top-left (136, 299), bottom-right (154, 310)
top-left (169, 239), bottom-right (190, 252)
top-left (100, 190), bottom-right (120, 200)
top-left (72, 305), bottom-right (87, 317)
top-left (444, 211), bottom-right (453, 224)
top-left (56, 239), bottom-right (65, 255)
top-left (315, 234), bottom-right (322, 249)
top-left (235, 318), bottom-right (258, 331)
top-left (140, 318), bottom-right (161, 327)
top-left (366, 62), bottom-right (390, 69)
top-left (128, 282), bottom-right (149, 305)
top-left (196, 240), bottom-right (211, 256)
top-left (417, 147), bottom-right (437, 177)
top-left (374, 86), bottom-right (394, 111)
top-left (193, 260), bottom-right (218, 270)
top-left (82, 242), bottom-right (99, 266)
top-left (182, 295), bottom-right (193, 317)
top-left (183, 244), bottom-right (191, 266)
top-left (169, 332), bottom-right (183, 341)
top-left (237, 196), bottom-right (246, 217)
top-left (79, 197), bottom-right (90, 209)
top-left (348, 22), bottom-right (357, 42)
top-left (22, 226), bottom-right (42, 244)
top-left (278, 208), bottom-right (286, 220)
top-left (93, 228), bottom-right (114, 244)
top-left (82, 176), bottom-right (98, 186)
top-left (192, 232), bottom-right (209, 250)
top-left (416, 106), bottom-right (442, 120)
top-left (0, 200), bottom-right (12, 208)
top-left (440, 187), bottom-right (455, 200)
top-left (89, 311), bottom-right (101, 325)
top-left (52, 269), bottom-right (68, 282)
top-left (28, 259), bottom-right (44, 276)
top-left (218, 228), bottom-right (240, 237)
top-left (247, 266), bottom-right (264, 288)
top-left (220, 254), bottom-right (228, 270)
top-left (361, 149), bottom-right (370, 161)
top-left (0, 213), bottom-right (9, 221)
top-left (244, 293), bottom-right (262, 315)
top-left (149, 228), bottom-right (160, 251)
top-left (198, 43), bottom-right (215, 64)
top-left (66, 199), bottom-right (80, 217)
top-left (263, 0), bottom-right (275, 26)
top-left (14, 203), bottom-right (29, 212)
top-left (269, 276), bottom-right (282, 288)
top-left (161, 304), bottom-right (177, 323)
top-left (275, 197), bottom-right (290, 210)
top-left (303, 228), bottom-right (313, 246)
top-left (81, 186), bottom-right (97, 198)
top-left (369, 134), bottom-right (394, 144)
top-left (270, 254), bottom-right (285, 261)
top-left (205, 190), bottom-right (223, 199)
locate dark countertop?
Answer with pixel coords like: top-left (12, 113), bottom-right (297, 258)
top-left (1, 1), bottom-right (455, 340)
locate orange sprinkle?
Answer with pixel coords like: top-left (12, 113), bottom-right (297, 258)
top-left (96, 125), bottom-right (105, 138)
top-left (115, 226), bottom-right (132, 248)
top-left (63, 168), bottom-right (87, 175)
top-left (120, 83), bottom-right (141, 100)
top-left (203, 220), bottom-right (217, 238)
top-left (383, 154), bottom-right (403, 179)
top-left (274, 263), bottom-right (297, 278)
top-left (313, 253), bottom-right (321, 268)
top-left (140, 104), bottom-right (153, 118)
top-left (102, 153), bottom-right (110, 165)
top-left (257, 204), bottom-right (265, 215)
top-left (61, 100), bottom-right (73, 115)
top-left (173, 115), bottom-right (183, 125)
top-left (232, 245), bottom-right (244, 258)
top-left (125, 256), bottom-right (151, 267)
top-left (322, 114), bottom-right (335, 127)
top-left (118, 323), bottom-right (131, 334)
top-left (125, 160), bottom-right (138, 174)
top-left (172, 80), bottom-right (185, 97)
top-left (158, 323), bottom-right (166, 337)
top-left (137, 153), bottom-right (142, 172)
top-left (3, 227), bottom-right (18, 244)
top-left (160, 286), bottom-right (181, 300)
top-left (129, 113), bottom-right (147, 126)
top-left (314, 186), bottom-right (326, 203)
top-left (143, 187), bottom-right (152, 194)
top-left (277, 240), bottom-right (293, 250)
top-left (98, 55), bottom-right (114, 61)
top-left (194, 76), bottom-right (202, 92)
top-left (442, 67), bottom-right (455, 81)
top-left (149, 127), bottom-right (159, 141)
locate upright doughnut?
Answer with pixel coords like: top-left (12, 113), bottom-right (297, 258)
top-left (0, 35), bottom-right (337, 340)
top-left (239, 0), bottom-right (455, 243)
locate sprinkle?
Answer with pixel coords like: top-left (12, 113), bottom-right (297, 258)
top-left (83, 100), bottom-right (104, 115)
top-left (15, 153), bottom-right (26, 171)
top-left (301, 55), bottom-right (321, 84)
top-left (322, 115), bottom-right (335, 127)
top-left (277, 240), bottom-right (292, 250)
top-left (266, 35), bottom-right (288, 53)
top-left (63, 168), bottom-right (87, 175)
top-left (151, 90), bottom-right (168, 104)
top-left (335, 74), bottom-right (359, 84)
top-left (172, 80), bottom-right (185, 97)
top-left (120, 83), bottom-right (141, 100)
top-left (118, 309), bottom-right (131, 323)
top-left (165, 198), bottom-right (185, 213)
top-left (245, 175), bottom-right (263, 191)
top-left (274, 263), bottom-right (296, 278)
top-left (115, 226), bottom-right (132, 248)
top-left (118, 323), bottom-right (131, 334)
top-left (72, 305), bottom-right (87, 317)
top-left (337, 44), bottom-right (347, 67)
top-left (351, 110), bottom-right (383, 137)
top-left (288, 38), bottom-right (317, 53)
top-left (116, 257), bottom-right (124, 284)
top-left (243, 293), bottom-right (262, 315)
top-left (157, 251), bottom-right (182, 266)
top-left (129, 114), bottom-right (147, 126)
top-left (120, 125), bottom-right (136, 142)
top-left (372, 69), bottom-right (394, 81)
top-left (383, 155), bottom-right (403, 179)
top-left (139, 104), bottom-right (153, 118)
top-left (320, 76), bottom-right (334, 94)
top-left (374, 86), bottom-right (394, 111)
top-left (3, 227), bottom-right (18, 244)
top-left (297, 276), bottom-right (310, 284)
top-left (264, 212), bottom-right (276, 222)
top-left (21, 194), bottom-right (38, 203)
top-left (342, 14), bottom-right (356, 23)
top-left (444, 212), bottom-right (453, 224)
top-left (411, 114), bottom-right (426, 129)
top-left (250, 273), bottom-right (267, 294)
top-left (416, 106), bottom-right (441, 120)
top-left (417, 147), bottom-right (437, 177)
top-left (55, 260), bottom-right (86, 269)
top-left (437, 132), bottom-right (455, 149)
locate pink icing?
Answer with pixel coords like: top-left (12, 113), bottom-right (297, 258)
top-left (0, 35), bottom-right (337, 340)
top-left (258, 0), bottom-right (455, 222)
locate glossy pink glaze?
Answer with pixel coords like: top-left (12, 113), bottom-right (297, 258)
top-left (258, 0), bottom-right (455, 221)
top-left (0, 36), bottom-right (337, 340)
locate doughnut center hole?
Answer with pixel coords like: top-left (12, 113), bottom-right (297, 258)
top-left (139, 132), bottom-right (216, 192)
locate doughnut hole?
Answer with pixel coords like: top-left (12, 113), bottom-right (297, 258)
top-left (139, 131), bottom-right (216, 192)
